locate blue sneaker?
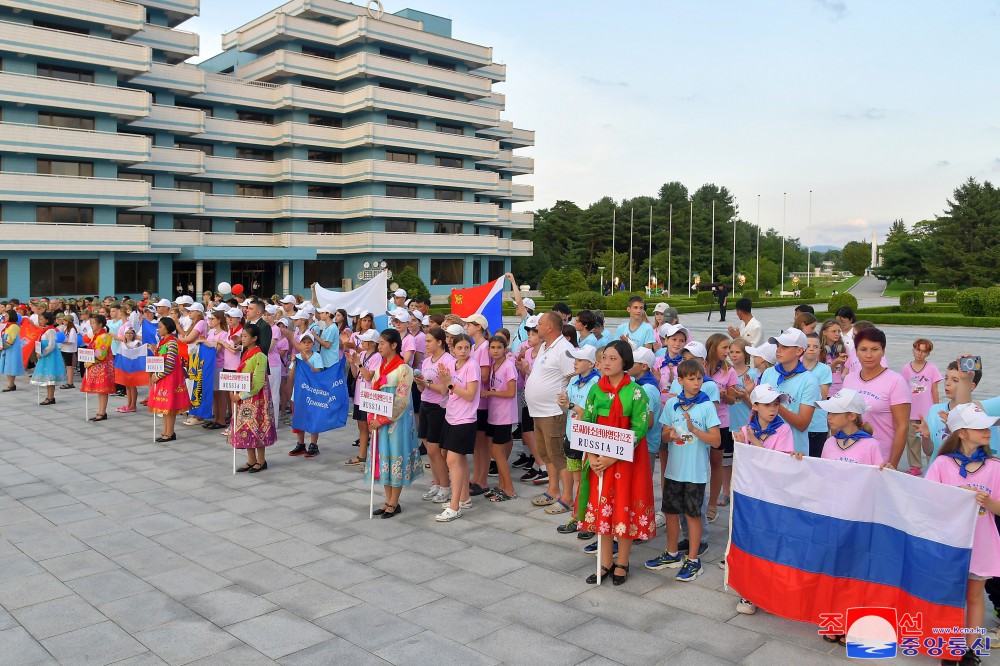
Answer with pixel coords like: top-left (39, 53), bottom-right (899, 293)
top-left (644, 550), bottom-right (683, 570)
top-left (675, 557), bottom-right (703, 582)
top-left (582, 539), bottom-right (618, 555)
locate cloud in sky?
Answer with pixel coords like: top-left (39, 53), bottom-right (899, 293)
top-left (814, 0), bottom-right (849, 20)
top-left (992, 158), bottom-right (1000, 172)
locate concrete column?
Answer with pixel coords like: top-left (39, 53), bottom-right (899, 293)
top-left (195, 261), bottom-right (204, 297)
top-left (282, 261), bottom-right (290, 295)
top-left (98, 252), bottom-right (115, 297)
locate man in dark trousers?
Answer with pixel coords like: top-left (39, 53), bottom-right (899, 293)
top-left (717, 283), bottom-right (731, 322)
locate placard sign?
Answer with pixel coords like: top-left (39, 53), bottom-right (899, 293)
top-left (359, 387), bottom-right (393, 418)
top-left (35, 342), bottom-right (42, 355)
top-left (570, 421), bottom-right (635, 462)
top-left (145, 356), bottom-right (165, 373)
top-left (219, 372), bottom-right (251, 392)
top-left (77, 349), bottom-right (95, 364)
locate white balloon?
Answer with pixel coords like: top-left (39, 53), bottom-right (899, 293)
top-left (217, 282), bottom-right (232, 294)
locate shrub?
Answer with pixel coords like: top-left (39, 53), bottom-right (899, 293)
top-left (859, 313), bottom-right (1000, 328)
top-left (898, 291), bottom-right (926, 313)
top-left (394, 266), bottom-right (429, 300)
top-left (605, 291), bottom-right (645, 312)
top-left (564, 269), bottom-right (589, 294)
top-left (827, 292), bottom-right (859, 314)
top-left (539, 269), bottom-right (566, 299)
top-left (800, 287), bottom-right (817, 300)
top-left (741, 290), bottom-right (760, 301)
top-left (956, 287), bottom-right (987, 317)
top-left (569, 291), bottom-right (605, 311)
top-left (695, 291), bottom-right (714, 305)
top-left (983, 287), bottom-right (1000, 318)
top-left (935, 288), bottom-right (958, 303)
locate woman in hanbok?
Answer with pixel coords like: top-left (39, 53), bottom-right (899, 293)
top-left (32, 312), bottom-right (63, 405)
top-left (0, 310), bottom-right (24, 392)
top-left (147, 318), bottom-right (192, 442)
top-left (229, 323), bottom-right (277, 472)
top-left (81, 314), bottom-right (115, 421)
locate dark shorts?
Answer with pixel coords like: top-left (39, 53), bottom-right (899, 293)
top-left (720, 428), bottom-right (734, 461)
top-left (61, 351), bottom-right (74, 366)
top-left (520, 405), bottom-right (534, 433)
top-left (808, 431), bottom-right (827, 458)
top-left (420, 401), bottom-right (446, 444)
top-left (487, 423), bottom-right (513, 445)
top-left (662, 479), bottom-right (706, 518)
top-left (353, 404), bottom-right (367, 422)
top-left (476, 408), bottom-right (489, 432)
top-left (441, 421), bottom-right (477, 455)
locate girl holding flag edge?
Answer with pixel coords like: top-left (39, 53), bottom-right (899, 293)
top-left (81, 314), bottom-right (116, 421)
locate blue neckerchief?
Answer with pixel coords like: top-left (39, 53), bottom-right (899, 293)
top-left (946, 448), bottom-right (989, 478)
top-left (574, 369), bottom-right (600, 387)
top-left (674, 391), bottom-right (710, 411)
top-left (749, 414), bottom-right (785, 439)
top-left (663, 353), bottom-right (684, 367)
top-left (636, 371), bottom-right (658, 389)
top-left (834, 430), bottom-right (874, 447)
top-left (775, 361), bottom-right (807, 385)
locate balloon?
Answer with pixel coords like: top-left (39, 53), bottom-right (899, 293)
top-left (232, 284), bottom-right (244, 295)
top-left (217, 281), bottom-right (231, 294)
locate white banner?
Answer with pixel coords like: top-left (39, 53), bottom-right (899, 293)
top-left (145, 356), bottom-right (164, 373)
top-left (359, 387), bottom-right (393, 418)
top-left (570, 420), bottom-right (635, 462)
top-left (219, 372), bottom-right (251, 392)
top-left (77, 349), bottom-right (95, 364)
top-left (314, 271), bottom-right (388, 319)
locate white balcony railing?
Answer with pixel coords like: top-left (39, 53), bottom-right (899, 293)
top-left (132, 187), bottom-right (204, 214)
top-left (0, 222), bottom-right (150, 251)
top-left (128, 23), bottom-right (199, 62)
top-left (0, 172), bottom-right (149, 207)
top-left (129, 62), bottom-right (206, 93)
top-left (0, 72), bottom-right (151, 117)
top-left (131, 0), bottom-right (199, 23)
top-left (0, 20), bottom-right (150, 74)
top-left (0, 122), bottom-right (150, 164)
top-left (141, 146), bottom-right (205, 174)
top-left (0, 0), bottom-right (145, 35)
top-left (129, 104), bottom-right (205, 135)
top-left (499, 209), bottom-right (534, 229)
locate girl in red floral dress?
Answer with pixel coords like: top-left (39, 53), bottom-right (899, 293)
top-left (81, 314), bottom-right (116, 421)
top-left (147, 318), bottom-right (191, 442)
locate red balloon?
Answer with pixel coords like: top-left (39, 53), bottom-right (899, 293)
top-left (232, 284), bottom-right (244, 295)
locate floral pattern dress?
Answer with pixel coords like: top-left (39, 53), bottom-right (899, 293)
top-left (229, 350), bottom-right (277, 449)
top-left (364, 362), bottom-right (423, 487)
top-left (81, 332), bottom-right (115, 394)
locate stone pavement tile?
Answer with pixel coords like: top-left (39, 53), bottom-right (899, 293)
top-left (114, 545), bottom-right (192, 578)
top-left (0, 626), bottom-right (53, 666)
top-left (184, 585), bottom-right (279, 628)
top-left (726, 609), bottom-right (843, 653)
top-left (322, 533), bottom-right (404, 563)
top-left (12, 595), bottom-right (107, 640)
top-left (112, 652), bottom-right (170, 666)
top-left (642, 578), bottom-right (739, 623)
top-left (184, 541), bottom-right (263, 573)
top-left (135, 617), bottom-right (242, 665)
top-left (214, 495), bottom-right (274, 516)
top-left (41, 621), bottom-right (148, 666)
top-left (301, 556), bottom-right (385, 591)
top-left (439, 545), bottom-right (528, 579)
top-left (254, 538), bottom-right (332, 568)
top-left (62, 516), bottom-right (127, 540)
top-left (37, 550), bottom-right (119, 582)
top-left (559, 618), bottom-right (683, 666)
top-left (463, 507), bottom-right (537, 533)
top-left (263, 580), bottom-right (360, 621)
top-left (468, 625), bottom-right (593, 666)
top-left (185, 485), bottom-right (245, 504)
top-left (278, 636), bottom-right (392, 666)
top-left (424, 570), bottom-right (520, 609)
top-left (277, 520), bottom-right (352, 546)
top-left (573, 656), bottom-right (620, 665)
top-left (216, 524), bottom-right (289, 550)
top-left (123, 513), bottom-right (191, 537)
top-left (82, 529), bottom-right (158, 558)
top-left (659, 648), bottom-right (736, 665)
top-left (110, 477), bottom-right (167, 494)
top-left (185, 645), bottom-right (275, 665)
top-left (21, 492), bottom-right (79, 511)
top-left (742, 639), bottom-right (849, 665)
top-left (369, 550), bottom-right (457, 585)
top-left (483, 592), bottom-right (593, 637)
top-left (565, 587), bottom-right (679, 632)
top-left (227, 609), bottom-right (334, 660)
top-left (223, 559), bottom-right (308, 596)
top-left (187, 510), bottom-right (253, 534)
top-left (342, 575), bottom-right (442, 615)
top-left (37, 503), bottom-right (104, 525)
top-left (0, 606), bottom-right (18, 631)
top-left (132, 488), bottom-right (191, 506)
top-left (0, 552), bottom-right (45, 582)
top-left (346, 516), bottom-right (419, 540)
top-left (145, 564), bottom-right (233, 600)
top-left (0, 571), bottom-right (73, 610)
top-left (383, 529), bottom-right (466, 559)
top-left (648, 609), bottom-right (766, 661)
top-left (5, 482), bottom-right (55, 499)
top-left (152, 526), bottom-right (228, 555)
top-left (374, 630), bottom-right (498, 666)
top-left (569, 561), bottom-right (666, 597)
top-left (98, 590), bottom-right (199, 634)
top-left (67, 569), bottom-right (154, 606)
top-left (251, 507), bottom-right (314, 530)
top-left (455, 525), bottom-right (534, 553)
top-left (496, 563), bottom-right (591, 602)
top-left (270, 493), bottom-right (328, 514)
top-left (156, 498), bottom-right (220, 520)
top-left (314, 603), bottom-right (423, 651)
top-left (507, 541), bottom-right (593, 574)
top-left (400, 598), bottom-right (510, 645)
top-left (306, 505), bottom-right (370, 526)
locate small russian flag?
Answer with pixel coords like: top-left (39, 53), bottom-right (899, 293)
top-left (450, 277), bottom-right (505, 334)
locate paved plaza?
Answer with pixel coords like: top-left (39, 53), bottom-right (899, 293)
top-left (0, 278), bottom-right (998, 665)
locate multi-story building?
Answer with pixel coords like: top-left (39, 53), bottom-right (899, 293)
top-left (0, 0), bottom-right (534, 299)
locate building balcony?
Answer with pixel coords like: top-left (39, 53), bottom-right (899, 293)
top-left (0, 172), bottom-right (149, 207)
top-left (287, 231), bottom-right (532, 256)
top-left (203, 194), bottom-right (282, 219)
top-left (0, 0), bottom-right (145, 36)
top-left (128, 24), bottom-right (199, 63)
top-left (129, 62), bottom-right (206, 94)
top-left (0, 20), bottom-right (150, 74)
top-left (198, 194), bottom-right (498, 222)
top-left (0, 222), bottom-right (150, 252)
top-left (0, 72), bottom-right (151, 117)
top-left (479, 150), bottom-right (534, 174)
top-left (478, 120), bottom-right (535, 147)
top-left (132, 187), bottom-right (204, 214)
top-left (138, 146), bottom-right (205, 174)
top-left (128, 104), bottom-right (205, 134)
top-left (470, 62), bottom-right (506, 82)
top-left (130, 0), bottom-right (199, 27)
top-left (481, 181), bottom-right (534, 202)
top-left (499, 209), bottom-right (534, 229)
top-left (202, 156), bottom-right (279, 181)
top-left (0, 122), bottom-right (150, 164)
top-left (472, 92), bottom-right (506, 110)
top-left (196, 117), bottom-right (283, 146)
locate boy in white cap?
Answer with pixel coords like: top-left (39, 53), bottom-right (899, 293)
top-left (758, 329), bottom-right (820, 456)
top-left (287, 332), bottom-right (326, 458)
top-left (815, 388), bottom-right (887, 467)
top-left (556, 346), bottom-right (601, 535)
top-left (733, 384), bottom-right (794, 453)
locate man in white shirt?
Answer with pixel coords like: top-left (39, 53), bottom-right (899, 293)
top-left (727, 298), bottom-right (764, 347)
top-left (523, 312), bottom-right (576, 513)
top-left (153, 299), bottom-right (171, 320)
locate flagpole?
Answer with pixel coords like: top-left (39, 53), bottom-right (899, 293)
top-left (611, 208), bottom-right (616, 291)
top-left (807, 190), bottom-right (813, 287)
top-left (755, 194), bottom-right (761, 291)
top-left (648, 205), bottom-right (653, 293)
top-left (732, 211), bottom-right (737, 291)
top-left (711, 200), bottom-right (716, 284)
top-left (629, 207), bottom-right (634, 292)
top-left (596, 471), bottom-right (604, 586)
top-left (781, 192), bottom-right (787, 294)
top-left (667, 204), bottom-right (673, 297)
top-left (687, 199), bottom-right (693, 298)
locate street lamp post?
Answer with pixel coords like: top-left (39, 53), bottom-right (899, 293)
top-left (599, 266), bottom-right (606, 295)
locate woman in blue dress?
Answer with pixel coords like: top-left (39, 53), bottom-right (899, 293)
top-left (32, 311), bottom-right (64, 405)
top-left (365, 328), bottom-right (423, 519)
top-left (0, 310), bottom-right (25, 392)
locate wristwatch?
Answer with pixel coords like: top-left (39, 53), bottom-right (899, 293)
top-left (448, 384), bottom-right (454, 390)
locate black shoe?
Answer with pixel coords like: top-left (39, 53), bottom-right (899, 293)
top-left (488, 461), bottom-right (498, 477)
top-left (40, 398), bottom-right (56, 406)
top-left (676, 540), bottom-right (709, 557)
top-left (353, 438), bottom-right (360, 447)
top-left (586, 565), bottom-right (612, 585)
top-left (236, 464), bottom-right (252, 473)
top-left (1, 386), bottom-right (15, 392)
top-left (469, 483), bottom-right (487, 496)
top-left (380, 503), bottom-right (401, 519)
top-left (248, 461), bottom-right (268, 473)
top-left (519, 467), bottom-right (538, 481)
top-left (612, 563), bottom-right (630, 586)
top-left (531, 471), bottom-right (549, 485)
top-left (288, 443), bottom-right (307, 456)
top-left (511, 453), bottom-right (530, 469)
top-left (304, 444), bottom-right (319, 458)
top-left (155, 433), bottom-right (176, 443)
top-left (557, 520), bottom-right (579, 534)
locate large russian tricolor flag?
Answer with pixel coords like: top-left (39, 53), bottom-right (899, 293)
top-left (726, 444), bottom-right (976, 657)
top-left (450, 277), bottom-right (504, 335)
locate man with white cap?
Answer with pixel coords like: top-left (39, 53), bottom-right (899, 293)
top-left (153, 298), bottom-right (172, 320)
top-left (758, 328), bottom-right (820, 457)
top-left (389, 288), bottom-right (407, 312)
top-left (505, 272), bottom-right (534, 354)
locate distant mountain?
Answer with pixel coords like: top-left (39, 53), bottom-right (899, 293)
top-left (809, 244), bottom-right (840, 252)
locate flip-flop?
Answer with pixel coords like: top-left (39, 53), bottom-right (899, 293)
top-left (707, 507), bottom-right (719, 523)
top-left (544, 500), bottom-right (572, 515)
top-left (530, 493), bottom-right (557, 507)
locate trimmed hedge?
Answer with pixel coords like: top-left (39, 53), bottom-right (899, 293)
top-left (956, 287), bottom-right (987, 317)
top-left (741, 290), bottom-right (760, 300)
top-left (800, 287), bottom-right (817, 299)
top-left (898, 291), bottom-right (926, 313)
top-left (984, 287), bottom-right (1000, 318)
top-left (827, 292), bottom-right (859, 314)
top-left (696, 291), bottom-right (714, 305)
top-left (860, 313), bottom-right (1000, 328)
top-left (569, 291), bottom-right (605, 311)
top-left (936, 289), bottom-right (958, 303)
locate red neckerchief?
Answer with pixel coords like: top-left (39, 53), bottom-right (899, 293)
top-left (238, 345), bottom-right (261, 372)
top-left (156, 333), bottom-right (176, 354)
top-left (89, 328), bottom-right (105, 350)
top-left (597, 374), bottom-right (633, 428)
top-left (228, 324), bottom-right (242, 342)
top-left (374, 354), bottom-right (404, 391)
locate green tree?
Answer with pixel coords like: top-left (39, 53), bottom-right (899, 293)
top-left (919, 178), bottom-right (1000, 287)
top-left (564, 268), bottom-right (589, 294)
top-left (539, 269), bottom-right (566, 298)
top-left (738, 256), bottom-right (780, 290)
top-left (394, 266), bottom-right (429, 299)
top-left (840, 240), bottom-right (872, 275)
top-left (873, 219), bottom-right (927, 286)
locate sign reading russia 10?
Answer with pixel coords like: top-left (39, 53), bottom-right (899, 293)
top-left (218, 372), bottom-right (251, 392)
top-left (570, 421), bottom-right (635, 462)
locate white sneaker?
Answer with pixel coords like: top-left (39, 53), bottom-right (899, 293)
top-left (459, 499), bottom-right (473, 509)
top-left (655, 512), bottom-right (666, 529)
top-left (736, 598), bottom-right (756, 615)
top-left (432, 488), bottom-right (452, 504)
top-left (718, 557), bottom-right (727, 569)
top-left (422, 485), bottom-right (440, 501)
top-left (435, 507), bottom-right (462, 522)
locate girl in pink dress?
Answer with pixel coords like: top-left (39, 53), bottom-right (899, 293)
top-left (81, 314), bottom-right (116, 421)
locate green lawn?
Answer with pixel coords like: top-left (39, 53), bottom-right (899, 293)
top-left (882, 280), bottom-right (938, 297)
top-left (776, 275), bottom-right (862, 297)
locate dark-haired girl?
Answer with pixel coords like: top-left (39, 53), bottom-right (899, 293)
top-left (81, 314), bottom-right (115, 421)
top-left (32, 312), bottom-right (62, 405)
top-left (148, 317), bottom-right (192, 442)
top-left (230, 323), bottom-right (276, 471)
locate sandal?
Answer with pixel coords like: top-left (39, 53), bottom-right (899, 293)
top-left (586, 564), bottom-right (612, 585)
top-left (717, 496), bottom-right (730, 507)
top-left (344, 456), bottom-right (365, 466)
top-left (59, 384), bottom-right (75, 390)
top-left (707, 506), bottom-right (719, 523)
top-left (822, 633), bottom-right (845, 645)
top-left (203, 422), bottom-right (225, 430)
top-left (530, 493), bottom-right (557, 507)
top-left (488, 489), bottom-right (516, 502)
top-left (544, 499), bottom-right (572, 515)
top-left (612, 563), bottom-right (630, 586)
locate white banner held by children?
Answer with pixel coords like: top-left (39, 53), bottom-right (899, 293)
top-left (570, 421), bottom-right (635, 462)
top-left (359, 387), bottom-right (393, 418)
top-left (77, 349), bottom-right (95, 364)
top-left (219, 372), bottom-right (251, 392)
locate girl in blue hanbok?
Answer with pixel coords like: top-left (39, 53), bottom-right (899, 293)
top-left (0, 311), bottom-right (25, 392)
top-left (32, 312), bottom-right (64, 405)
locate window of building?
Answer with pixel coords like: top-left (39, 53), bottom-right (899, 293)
top-left (379, 83), bottom-right (410, 92)
top-left (236, 110), bottom-right (274, 125)
top-left (435, 156), bottom-right (463, 168)
top-left (31, 259), bottom-right (98, 295)
top-left (115, 260), bottom-right (157, 294)
top-left (301, 79), bottom-right (337, 91)
top-left (307, 150), bottom-right (342, 163)
top-left (386, 259), bottom-right (418, 277)
top-left (304, 260), bottom-right (344, 287)
top-left (302, 45), bottom-right (337, 60)
top-left (386, 151), bottom-right (417, 164)
top-left (38, 112), bottom-right (94, 130)
top-left (235, 147), bottom-right (274, 161)
top-left (427, 58), bottom-right (456, 71)
top-left (386, 185), bottom-right (416, 198)
top-left (307, 219), bottom-right (342, 234)
top-left (434, 188), bottom-right (463, 201)
top-left (434, 221), bottom-right (462, 234)
top-left (473, 259), bottom-right (481, 284)
top-left (436, 123), bottom-right (463, 135)
top-left (37, 159), bottom-right (93, 177)
top-left (385, 219), bottom-right (416, 233)
top-left (116, 212), bottom-right (154, 227)
top-left (118, 172), bottom-right (154, 185)
top-left (174, 179), bottom-right (213, 194)
top-left (174, 217), bottom-right (212, 231)
top-left (427, 90), bottom-right (456, 100)
top-left (235, 220), bottom-right (272, 233)
top-left (36, 63), bottom-right (94, 83)
top-left (489, 260), bottom-right (505, 282)
top-left (387, 116), bottom-right (418, 129)
top-left (175, 101), bottom-right (214, 116)
top-left (175, 141), bottom-right (213, 155)
top-left (36, 206), bottom-right (93, 224)
top-left (379, 48), bottom-right (410, 61)
top-left (307, 185), bottom-right (341, 198)
top-left (431, 259), bottom-right (464, 285)
top-left (308, 114), bottom-right (342, 128)
top-left (0, 259), bottom-right (6, 298)
top-left (235, 184), bottom-right (273, 197)
top-left (33, 20), bottom-right (89, 35)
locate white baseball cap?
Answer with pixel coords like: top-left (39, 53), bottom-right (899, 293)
top-left (633, 346), bottom-right (656, 368)
top-left (947, 403), bottom-right (1000, 432)
top-left (357, 329), bottom-right (380, 343)
top-left (517, 296), bottom-right (536, 311)
top-left (291, 312), bottom-right (310, 321)
top-left (175, 295), bottom-right (194, 305)
top-left (264, 304), bottom-right (279, 315)
top-left (393, 310), bottom-right (412, 323)
top-left (658, 323), bottom-right (689, 341)
top-left (316, 305), bottom-right (334, 315)
top-left (280, 295), bottom-right (297, 304)
top-left (277, 317), bottom-right (290, 327)
top-left (357, 310), bottom-right (372, 319)
top-left (746, 343), bottom-right (778, 365)
top-left (445, 324), bottom-right (465, 336)
top-left (241, 298), bottom-right (253, 307)
top-left (769, 328), bottom-right (808, 349)
top-left (816, 388), bottom-right (870, 415)
top-left (225, 308), bottom-right (243, 319)
top-left (462, 314), bottom-right (489, 330)
top-left (295, 301), bottom-right (314, 310)
top-left (300, 332), bottom-right (315, 343)
top-left (212, 303), bottom-right (228, 312)
top-left (187, 302), bottom-right (205, 313)
top-left (524, 315), bottom-right (540, 330)
top-left (393, 288), bottom-right (407, 298)
top-left (153, 299), bottom-right (171, 308)
top-left (566, 346), bottom-right (597, 364)
top-left (653, 302), bottom-right (671, 314)
top-left (683, 341), bottom-right (707, 359)
top-left (750, 383), bottom-right (790, 405)
top-left (421, 315), bottom-right (430, 326)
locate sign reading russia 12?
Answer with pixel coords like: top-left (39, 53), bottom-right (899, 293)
top-left (570, 421), bottom-right (635, 462)
top-left (77, 349), bottom-right (95, 364)
top-left (358, 387), bottom-right (393, 418)
top-left (145, 356), bottom-right (164, 373)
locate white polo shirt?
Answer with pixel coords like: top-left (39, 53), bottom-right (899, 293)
top-left (524, 335), bottom-right (575, 418)
top-left (739, 316), bottom-right (764, 347)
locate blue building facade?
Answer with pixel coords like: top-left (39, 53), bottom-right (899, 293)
top-left (0, 0), bottom-right (534, 299)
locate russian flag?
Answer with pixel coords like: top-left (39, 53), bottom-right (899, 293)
top-left (450, 277), bottom-right (505, 334)
top-left (726, 444), bottom-right (976, 657)
top-left (113, 344), bottom-right (149, 387)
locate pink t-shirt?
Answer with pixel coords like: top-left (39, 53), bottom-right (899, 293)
top-left (473, 339), bottom-right (491, 409)
top-left (710, 365), bottom-right (738, 428)
top-left (900, 361), bottom-right (942, 420)
top-left (267, 324), bottom-right (282, 370)
top-left (420, 352), bottom-right (455, 407)
top-left (845, 349), bottom-right (889, 376)
top-left (739, 423), bottom-right (795, 453)
top-left (402, 334), bottom-right (417, 366)
top-left (656, 359), bottom-right (680, 405)
top-left (487, 358), bottom-right (518, 425)
top-left (222, 327), bottom-right (242, 370)
top-left (821, 435), bottom-right (885, 466)
top-left (926, 455), bottom-right (1000, 577)
top-left (827, 357), bottom-right (844, 394)
top-left (206, 329), bottom-right (226, 369)
top-left (353, 351), bottom-right (382, 406)
top-left (843, 369), bottom-right (912, 460)
top-left (516, 345), bottom-right (536, 392)
top-left (192, 320), bottom-right (208, 341)
top-left (446, 359), bottom-right (481, 425)
top-left (274, 334), bottom-right (290, 377)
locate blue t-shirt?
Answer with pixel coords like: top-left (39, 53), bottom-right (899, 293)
top-left (760, 366), bottom-right (821, 455)
top-left (295, 351), bottom-right (326, 371)
top-left (565, 373), bottom-right (600, 441)
top-left (615, 321), bottom-right (655, 349)
top-left (639, 382), bottom-right (663, 454)
top-left (318, 323), bottom-right (340, 368)
top-left (669, 378), bottom-right (720, 403)
top-left (806, 362), bottom-right (834, 433)
top-left (597, 330), bottom-right (614, 348)
top-left (579, 332), bottom-right (599, 348)
top-left (727, 367), bottom-right (759, 432)
top-left (659, 395), bottom-right (721, 483)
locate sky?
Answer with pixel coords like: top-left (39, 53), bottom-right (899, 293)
top-left (183, 0), bottom-right (1000, 248)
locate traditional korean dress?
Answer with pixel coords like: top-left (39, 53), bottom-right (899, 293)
top-left (0, 321), bottom-right (25, 378)
top-left (229, 346), bottom-right (277, 449)
top-left (147, 335), bottom-right (192, 414)
top-left (80, 331), bottom-right (115, 394)
top-left (31, 327), bottom-right (63, 386)
top-left (364, 355), bottom-right (423, 487)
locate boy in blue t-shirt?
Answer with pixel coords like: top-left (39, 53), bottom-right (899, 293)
top-left (615, 296), bottom-right (655, 349)
top-left (758, 329), bottom-right (820, 456)
top-left (288, 333), bottom-right (326, 458)
top-left (646, 359), bottom-right (721, 582)
top-left (559, 346), bottom-right (601, 535)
